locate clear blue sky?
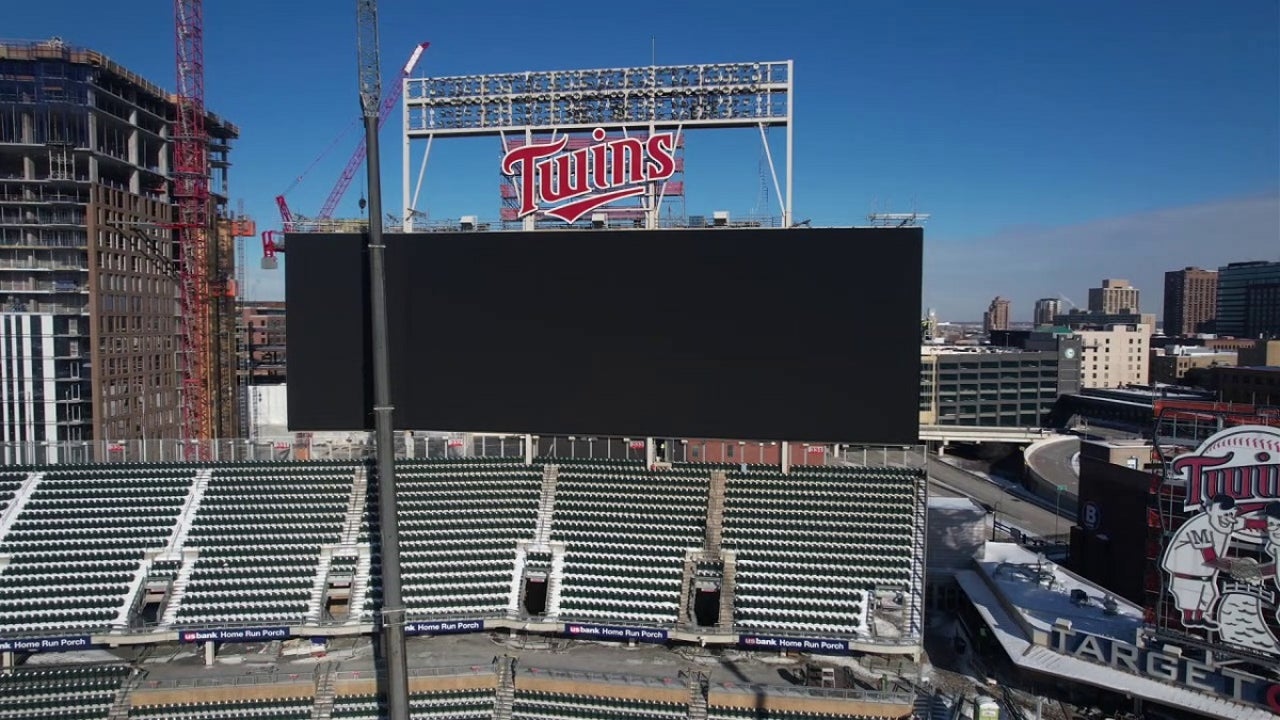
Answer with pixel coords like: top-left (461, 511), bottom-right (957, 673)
top-left (7, 1), bottom-right (1279, 318)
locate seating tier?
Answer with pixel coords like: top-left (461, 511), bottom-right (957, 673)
top-left (0, 467), bottom-right (192, 634)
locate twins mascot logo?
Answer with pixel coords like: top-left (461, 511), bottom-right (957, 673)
top-left (1161, 425), bottom-right (1280, 655)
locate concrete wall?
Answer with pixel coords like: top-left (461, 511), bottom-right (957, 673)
top-left (130, 681), bottom-right (314, 707)
top-left (708, 690), bottom-right (912, 718)
top-left (1022, 436), bottom-right (1079, 517)
top-left (518, 675), bottom-right (685, 703)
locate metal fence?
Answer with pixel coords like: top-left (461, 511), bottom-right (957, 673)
top-left (1, 433), bottom-right (928, 468)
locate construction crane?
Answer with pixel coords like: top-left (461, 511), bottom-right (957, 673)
top-left (173, 0), bottom-right (211, 456)
top-left (271, 42), bottom-right (429, 236)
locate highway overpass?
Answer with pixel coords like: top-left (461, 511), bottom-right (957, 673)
top-left (918, 424), bottom-right (1055, 444)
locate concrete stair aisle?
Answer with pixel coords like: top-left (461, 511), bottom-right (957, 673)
top-left (716, 551), bottom-right (737, 633)
top-left (160, 469), bottom-right (212, 558)
top-left (158, 549), bottom-right (200, 627)
top-left (544, 544), bottom-right (566, 619)
top-left (533, 465), bottom-right (559, 545)
top-left (703, 471), bottom-right (727, 557)
top-left (508, 545), bottom-right (528, 616)
top-left (346, 545), bottom-right (373, 624)
top-left (111, 557), bottom-right (156, 628)
top-left (340, 468), bottom-right (368, 546)
top-left (311, 662), bottom-right (337, 720)
top-left (684, 667), bottom-right (708, 720)
top-left (677, 554), bottom-right (698, 626)
top-left (304, 547), bottom-right (336, 624)
top-left (105, 671), bottom-right (143, 720)
top-left (0, 472), bottom-right (43, 541)
top-left (493, 656), bottom-right (515, 720)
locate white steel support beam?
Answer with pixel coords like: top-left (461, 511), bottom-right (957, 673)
top-left (785, 60), bottom-right (794, 228)
top-left (402, 81), bottom-right (411, 232)
top-left (408, 134), bottom-right (432, 228)
top-left (758, 123), bottom-right (784, 224)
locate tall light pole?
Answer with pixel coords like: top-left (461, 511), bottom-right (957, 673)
top-left (1054, 484), bottom-right (1066, 539)
top-left (355, 1), bottom-right (410, 718)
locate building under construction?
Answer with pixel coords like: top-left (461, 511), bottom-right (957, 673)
top-left (0, 38), bottom-right (241, 462)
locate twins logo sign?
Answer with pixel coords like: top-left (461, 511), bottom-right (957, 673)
top-left (500, 129), bottom-right (678, 224)
top-left (1161, 425), bottom-right (1280, 655)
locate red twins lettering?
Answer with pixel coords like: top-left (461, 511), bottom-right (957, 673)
top-left (501, 128), bottom-right (678, 224)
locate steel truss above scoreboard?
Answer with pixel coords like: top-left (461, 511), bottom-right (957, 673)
top-left (401, 60), bottom-right (794, 230)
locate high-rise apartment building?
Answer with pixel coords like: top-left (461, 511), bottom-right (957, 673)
top-left (1216, 261), bottom-right (1280, 338)
top-left (1034, 298), bottom-right (1061, 326)
top-left (1162, 267), bottom-right (1217, 337)
top-left (983, 296), bottom-right (1010, 334)
top-left (0, 39), bottom-right (239, 460)
top-left (1087, 279), bottom-right (1140, 315)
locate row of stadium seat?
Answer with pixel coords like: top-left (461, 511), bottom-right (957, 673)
top-left (512, 690), bottom-right (686, 720)
top-left (331, 689), bottom-right (494, 720)
top-left (0, 664), bottom-right (128, 720)
top-left (0, 459), bottom-right (922, 638)
top-left (127, 697), bottom-right (312, 719)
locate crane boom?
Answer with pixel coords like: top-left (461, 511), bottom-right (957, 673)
top-left (173, 0), bottom-right (212, 456)
top-left (316, 42), bottom-right (428, 221)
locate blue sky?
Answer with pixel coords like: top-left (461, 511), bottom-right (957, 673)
top-left (7, 1), bottom-right (1278, 320)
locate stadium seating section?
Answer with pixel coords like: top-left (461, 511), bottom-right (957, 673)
top-left (552, 461), bottom-right (709, 625)
top-left (0, 663), bottom-right (129, 720)
top-left (725, 466), bottom-right (916, 636)
top-left (332, 688), bottom-right (496, 719)
top-left (0, 458), bottom-right (922, 642)
top-left (512, 689), bottom-right (686, 719)
top-left (391, 461), bottom-right (542, 618)
top-left (176, 464), bottom-right (354, 625)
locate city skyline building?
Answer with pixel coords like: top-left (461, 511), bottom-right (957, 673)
top-left (1163, 267), bottom-right (1217, 337)
top-left (1216, 260), bottom-right (1280, 338)
top-left (983, 296), bottom-right (1010, 334)
top-left (1087, 278), bottom-right (1140, 315)
top-left (1034, 298), bottom-right (1061, 326)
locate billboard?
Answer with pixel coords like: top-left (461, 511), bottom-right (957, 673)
top-left (285, 227), bottom-right (923, 445)
top-left (1158, 425), bottom-right (1280, 657)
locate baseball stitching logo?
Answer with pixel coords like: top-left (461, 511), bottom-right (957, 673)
top-left (1171, 425), bottom-right (1280, 512)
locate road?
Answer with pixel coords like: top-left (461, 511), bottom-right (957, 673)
top-left (926, 459), bottom-right (1068, 539)
top-left (1025, 437), bottom-right (1080, 495)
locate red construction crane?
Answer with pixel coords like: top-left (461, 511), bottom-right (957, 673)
top-left (271, 42), bottom-right (428, 238)
top-left (173, 0), bottom-right (211, 456)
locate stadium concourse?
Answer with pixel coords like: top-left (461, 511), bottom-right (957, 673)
top-left (0, 447), bottom-right (927, 720)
